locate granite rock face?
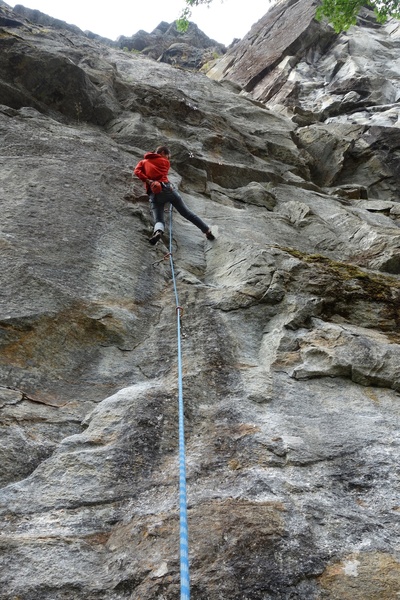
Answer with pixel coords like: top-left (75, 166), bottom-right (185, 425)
top-left (206, 0), bottom-right (400, 122)
top-left (207, 0), bottom-right (400, 199)
top-left (11, 4), bottom-right (226, 68)
top-left (12, 3), bottom-right (85, 35)
top-left (0, 2), bottom-right (399, 599)
top-left (115, 20), bottom-right (226, 69)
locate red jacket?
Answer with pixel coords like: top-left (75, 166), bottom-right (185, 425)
top-left (134, 152), bottom-right (170, 186)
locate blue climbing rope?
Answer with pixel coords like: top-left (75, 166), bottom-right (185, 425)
top-left (168, 204), bottom-right (190, 600)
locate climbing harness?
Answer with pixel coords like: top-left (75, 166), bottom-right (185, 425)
top-left (167, 205), bottom-right (190, 600)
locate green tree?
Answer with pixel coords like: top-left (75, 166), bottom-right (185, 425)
top-left (176, 0), bottom-right (213, 31)
top-left (316, 0), bottom-right (400, 32)
top-left (177, 0), bottom-right (400, 33)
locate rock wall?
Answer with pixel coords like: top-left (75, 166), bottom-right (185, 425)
top-left (118, 20), bottom-right (226, 69)
top-left (12, 3), bottom-right (226, 69)
top-left (0, 1), bottom-right (399, 599)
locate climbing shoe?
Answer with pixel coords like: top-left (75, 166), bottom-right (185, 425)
top-left (149, 230), bottom-right (163, 245)
top-left (206, 230), bottom-right (215, 240)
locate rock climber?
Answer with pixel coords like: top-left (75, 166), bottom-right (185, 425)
top-left (134, 145), bottom-right (215, 245)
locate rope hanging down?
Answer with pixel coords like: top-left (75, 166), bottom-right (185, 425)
top-left (168, 204), bottom-right (190, 600)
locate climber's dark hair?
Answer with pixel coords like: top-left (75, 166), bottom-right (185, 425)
top-left (156, 145), bottom-right (171, 156)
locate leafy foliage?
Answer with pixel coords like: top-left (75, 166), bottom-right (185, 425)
top-left (316, 0), bottom-right (400, 32)
top-left (176, 0), bottom-right (400, 33)
top-left (176, 0), bottom-right (214, 31)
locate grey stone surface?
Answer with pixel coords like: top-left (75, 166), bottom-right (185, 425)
top-left (118, 20), bottom-right (226, 68)
top-left (0, 1), bottom-right (399, 599)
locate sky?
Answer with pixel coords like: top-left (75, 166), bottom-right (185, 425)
top-left (12, 0), bottom-right (273, 46)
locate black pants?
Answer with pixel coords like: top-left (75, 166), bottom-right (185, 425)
top-left (150, 184), bottom-right (209, 234)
